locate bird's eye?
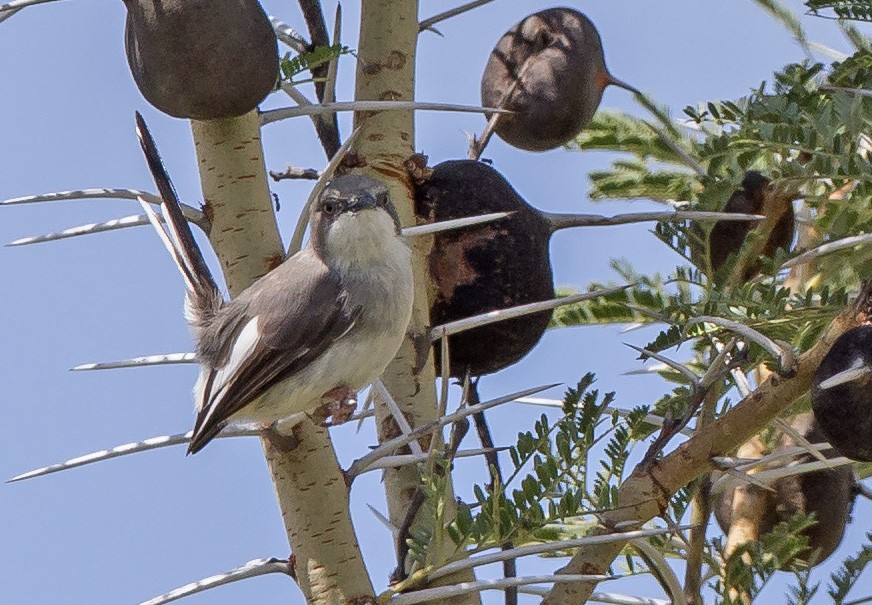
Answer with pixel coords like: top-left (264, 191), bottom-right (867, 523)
top-left (322, 199), bottom-right (341, 215)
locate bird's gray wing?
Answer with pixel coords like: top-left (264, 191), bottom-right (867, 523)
top-left (189, 252), bottom-right (360, 453)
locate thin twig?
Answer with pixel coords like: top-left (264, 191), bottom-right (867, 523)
top-left (630, 538), bottom-right (687, 605)
top-left (393, 413), bottom-right (469, 582)
top-left (540, 210), bottom-right (765, 232)
top-left (469, 379), bottom-right (517, 605)
top-left (297, 0), bottom-right (341, 157)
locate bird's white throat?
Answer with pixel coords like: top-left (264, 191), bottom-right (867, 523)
top-left (325, 208), bottom-right (409, 272)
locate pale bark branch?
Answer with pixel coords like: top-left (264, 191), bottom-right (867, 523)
top-left (351, 2), bottom-right (483, 600)
top-left (190, 110), bottom-right (374, 603)
top-left (541, 282), bottom-right (872, 605)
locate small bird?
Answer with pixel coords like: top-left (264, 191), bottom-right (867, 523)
top-left (812, 325), bottom-right (872, 462)
top-left (708, 171), bottom-right (795, 281)
top-left (134, 113), bottom-right (414, 454)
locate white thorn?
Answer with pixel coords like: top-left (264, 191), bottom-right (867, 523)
top-left (431, 285), bottom-right (632, 341)
top-left (624, 343), bottom-right (699, 385)
top-left (348, 383), bottom-right (558, 479)
top-left (71, 353), bottom-right (197, 371)
top-left (401, 212), bottom-right (512, 238)
top-left (139, 557), bottom-right (290, 605)
top-left (818, 364), bottom-right (872, 390)
top-left (389, 575), bottom-right (613, 605)
top-left (261, 101), bottom-right (512, 126)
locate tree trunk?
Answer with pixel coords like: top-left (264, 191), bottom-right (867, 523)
top-left (352, 2), bottom-right (479, 602)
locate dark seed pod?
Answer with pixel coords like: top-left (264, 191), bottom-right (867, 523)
top-left (481, 7), bottom-right (633, 151)
top-left (708, 171), bottom-right (795, 281)
top-left (123, 0), bottom-right (279, 120)
top-left (713, 414), bottom-right (856, 567)
top-left (416, 160), bottom-right (554, 377)
top-left (812, 325), bottom-right (872, 461)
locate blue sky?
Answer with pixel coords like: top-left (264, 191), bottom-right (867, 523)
top-left (2, 1), bottom-right (870, 603)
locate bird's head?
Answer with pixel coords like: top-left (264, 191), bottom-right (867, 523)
top-left (310, 174), bottom-right (405, 268)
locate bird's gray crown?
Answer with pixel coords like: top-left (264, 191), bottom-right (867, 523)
top-left (317, 174), bottom-right (401, 230)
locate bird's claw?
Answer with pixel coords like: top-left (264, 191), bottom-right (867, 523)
top-left (314, 388), bottom-right (358, 426)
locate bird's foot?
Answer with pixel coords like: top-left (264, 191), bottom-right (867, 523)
top-left (314, 387), bottom-right (358, 426)
top-left (262, 414), bottom-right (307, 451)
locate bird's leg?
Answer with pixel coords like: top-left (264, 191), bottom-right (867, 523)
top-left (314, 387), bottom-right (358, 426)
top-left (262, 413), bottom-right (308, 450)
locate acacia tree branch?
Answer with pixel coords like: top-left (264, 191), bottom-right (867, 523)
top-left (352, 1), bottom-right (479, 602)
top-left (190, 110), bottom-right (373, 603)
top-left (541, 282), bottom-right (872, 605)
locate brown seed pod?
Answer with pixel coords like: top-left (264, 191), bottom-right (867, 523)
top-left (416, 160), bottom-right (554, 377)
top-left (713, 414), bottom-right (856, 567)
top-left (812, 325), bottom-right (872, 461)
top-left (707, 171), bottom-right (795, 281)
top-left (480, 7), bottom-right (635, 151)
top-left (123, 0), bottom-right (279, 120)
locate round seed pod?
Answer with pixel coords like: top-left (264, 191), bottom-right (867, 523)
top-left (416, 160), bottom-right (554, 377)
top-left (123, 0), bottom-right (279, 120)
top-left (707, 171), bottom-right (795, 281)
top-left (812, 325), bottom-right (872, 461)
top-left (713, 415), bottom-right (856, 567)
top-left (480, 7), bottom-right (632, 151)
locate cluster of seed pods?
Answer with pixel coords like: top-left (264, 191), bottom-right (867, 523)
top-left (426, 8), bottom-right (798, 377)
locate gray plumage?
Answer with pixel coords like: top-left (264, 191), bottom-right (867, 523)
top-left (135, 113), bottom-right (414, 454)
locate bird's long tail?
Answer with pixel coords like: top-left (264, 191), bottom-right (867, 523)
top-left (134, 112), bottom-right (222, 327)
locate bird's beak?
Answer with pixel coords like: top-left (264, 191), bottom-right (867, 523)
top-left (818, 365), bottom-right (872, 390)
